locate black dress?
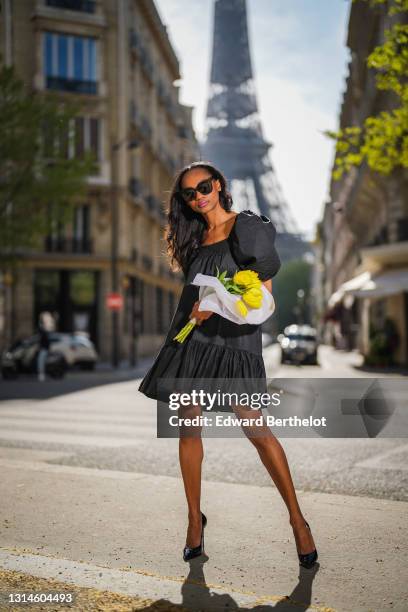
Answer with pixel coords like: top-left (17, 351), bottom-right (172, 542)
top-left (138, 210), bottom-right (281, 410)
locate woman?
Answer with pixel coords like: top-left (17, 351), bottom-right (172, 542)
top-left (138, 161), bottom-right (318, 568)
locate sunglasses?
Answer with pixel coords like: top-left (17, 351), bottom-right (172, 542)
top-left (178, 176), bottom-right (215, 203)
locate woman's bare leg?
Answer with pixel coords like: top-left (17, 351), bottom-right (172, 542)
top-left (232, 404), bottom-right (316, 555)
top-left (178, 403), bottom-right (204, 549)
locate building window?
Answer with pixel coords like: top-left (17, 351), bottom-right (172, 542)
top-left (42, 116), bottom-right (101, 171)
top-left (75, 116), bottom-right (101, 162)
top-left (45, 204), bottom-right (92, 253)
top-left (46, 0), bottom-right (96, 13)
top-left (73, 205), bottom-right (91, 252)
top-left (43, 32), bottom-right (98, 94)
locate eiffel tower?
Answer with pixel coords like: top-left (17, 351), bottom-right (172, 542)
top-left (202, 0), bottom-right (308, 261)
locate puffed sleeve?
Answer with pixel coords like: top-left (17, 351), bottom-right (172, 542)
top-left (229, 210), bottom-right (281, 281)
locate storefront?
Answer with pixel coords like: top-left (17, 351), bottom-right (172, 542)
top-left (34, 269), bottom-right (99, 347)
top-left (328, 265), bottom-right (408, 367)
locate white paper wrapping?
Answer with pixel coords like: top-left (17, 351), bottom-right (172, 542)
top-left (190, 273), bottom-right (275, 325)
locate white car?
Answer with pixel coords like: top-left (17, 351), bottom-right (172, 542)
top-left (48, 333), bottom-right (98, 369)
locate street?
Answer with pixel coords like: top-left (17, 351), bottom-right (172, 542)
top-left (0, 344), bottom-right (407, 611)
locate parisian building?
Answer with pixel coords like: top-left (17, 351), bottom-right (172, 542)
top-left (0, 0), bottom-right (199, 363)
top-left (316, 0), bottom-right (408, 365)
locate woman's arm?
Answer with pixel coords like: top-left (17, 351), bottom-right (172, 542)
top-left (262, 278), bottom-right (272, 294)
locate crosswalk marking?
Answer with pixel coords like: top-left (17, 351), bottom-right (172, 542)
top-left (0, 381), bottom-right (157, 447)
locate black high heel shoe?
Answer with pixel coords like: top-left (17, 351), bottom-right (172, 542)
top-left (183, 512), bottom-right (207, 562)
top-left (297, 520), bottom-right (318, 568)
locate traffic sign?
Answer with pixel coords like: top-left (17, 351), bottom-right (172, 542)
top-left (106, 293), bottom-right (123, 310)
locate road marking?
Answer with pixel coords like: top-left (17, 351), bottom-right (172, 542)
top-left (0, 548), bottom-right (336, 612)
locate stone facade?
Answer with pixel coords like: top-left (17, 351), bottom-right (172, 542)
top-left (0, 0), bottom-right (199, 362)
top-left (317, 0), bottom-right (408, 365)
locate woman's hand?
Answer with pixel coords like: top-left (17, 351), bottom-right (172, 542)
top-left (189, 300), bottom-right (214, 326)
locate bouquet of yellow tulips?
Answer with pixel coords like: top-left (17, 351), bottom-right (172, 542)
top-left (173, 267), bottom-right (275, 343)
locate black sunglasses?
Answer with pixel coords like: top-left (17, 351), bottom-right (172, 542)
top-left (178, 176), bottom-right (215, 203)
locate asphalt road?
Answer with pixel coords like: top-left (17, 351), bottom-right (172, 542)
top-left (0, 344), bottom-right (407, 612)
top-left (0, 344), bottom-right (406, 502)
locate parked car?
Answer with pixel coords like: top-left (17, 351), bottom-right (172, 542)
top-left (262, 332), bottom-right (274, 348)
top-left (1, 335), bottom-right (67, 379)
top-left (47, 332), bottom-right (99, 370)
top-left (278, 324), bottom-right (319, 365)
top-left (1, 332), bottom-right (98, 380)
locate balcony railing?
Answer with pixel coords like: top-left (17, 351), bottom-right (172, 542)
top-left (46, 0), bottom-right (96, 13)
top-left (129, 29), bottom-right (154, 79)
top-left (129, 177), bottom-right (143, 198)
top-left (46, 76), bottom-right (97, 95)
top-left (140, 116), bottom-right (152, 140)
top-left (45, 236), bottom-right (93, 254)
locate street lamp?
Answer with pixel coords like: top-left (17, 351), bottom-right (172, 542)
top-left (111, 137), bottom-right (140, 368)
top-left (296, 289), bottom-right (305, 324)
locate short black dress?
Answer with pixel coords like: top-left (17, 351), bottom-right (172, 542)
top-left (138, 210), bottom-right (281, 410)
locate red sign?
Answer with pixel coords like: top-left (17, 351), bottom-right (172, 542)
top-left (106, 293), bottom-right (123, 311)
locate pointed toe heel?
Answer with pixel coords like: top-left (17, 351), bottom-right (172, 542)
top-left (298, 521), bottom-right (318, 569)
top-left (183, 512), bottom-right (207, 562)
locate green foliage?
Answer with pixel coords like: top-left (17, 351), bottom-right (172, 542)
top-left (363, 0), bottom-right (408, 14)
top-left (272, 259), bottom-right (312, 331)
top-left (365, 317), bottom-right (400, 366)
top-left (0, 63), bottom-right (95, 263)
top-left (215, 265), bottom-right (246, 294)
top-left (325, 0), bottom-right (408, 179)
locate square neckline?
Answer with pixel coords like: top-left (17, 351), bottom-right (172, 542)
top-left (199, 212), bottom-right (241, 248)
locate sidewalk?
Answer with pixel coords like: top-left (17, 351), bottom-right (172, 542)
top-left (0, 454), bottom-right (406, 611)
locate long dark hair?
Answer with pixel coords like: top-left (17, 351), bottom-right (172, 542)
top-left (164, 161), bottom-right (233, 277)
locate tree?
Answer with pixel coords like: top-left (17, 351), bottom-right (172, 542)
top-left (0, 62), bottom-right (95, 263)
top-left (325, 0), bottom-right (408, 180)
top-left (273, 259), bottom-right (312, 331)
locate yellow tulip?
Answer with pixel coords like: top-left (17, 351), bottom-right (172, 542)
top-left (233, 270), bottom-right (261, 289)
top-left (235, 299), bottom-right (248, 317)
top-left (242, 287), bottom-right (263, 308)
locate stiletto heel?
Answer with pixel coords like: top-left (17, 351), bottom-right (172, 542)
top-left (297, 520), bottom-right (318, 568)
top-left (183, 512), bottom-right (207, 561)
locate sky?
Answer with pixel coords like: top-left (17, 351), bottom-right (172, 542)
top-left (155, 0), bottom-right (351, 238)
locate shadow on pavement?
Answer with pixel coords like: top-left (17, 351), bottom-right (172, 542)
top-left (136, 555), bottom-right (321, 611)
top-left (0, 360), bottom-right (154, 401)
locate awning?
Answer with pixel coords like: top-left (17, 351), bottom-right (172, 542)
top-left (328, 272), bottom-right (371, 308)
top-left (352, 268), bottom-right (408, 298)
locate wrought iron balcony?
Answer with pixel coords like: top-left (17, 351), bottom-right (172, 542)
top-left (46, 76), bottom-right (97, 95)
top-left (129, 177), bottom-right (143, 198)
top-left (46, 0), bottom-right (96, 13)
top-left (129, 29), bottom-right (154, 79)
top-left (44, 236), bottom-right (93, 254)
top-left (140, 116), bottom-right (152, 140)
top-left (129, 28), bottom-right (140, 51)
